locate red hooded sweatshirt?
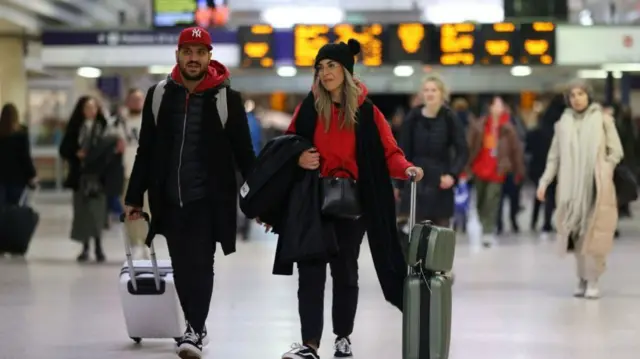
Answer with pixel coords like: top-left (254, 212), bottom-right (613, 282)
top-left (170, 60), bottom-right (231, 96)
top-left (287, 83), bottom-right (413, 180)
top-left (471, 112), bottom-right (510, 183)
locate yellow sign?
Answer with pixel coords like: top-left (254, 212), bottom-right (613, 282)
top-left (239, 25), bottom-right (274, 68)
top-left (293, 25), bottom-right (331, 67)
top-left (397, 23), bottom-right (424, 54)
top-left (440, 23), bottom-right (475, 65)
top-left (333, 24), bottom-right (383, 67)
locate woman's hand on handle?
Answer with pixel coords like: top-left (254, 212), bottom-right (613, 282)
top-left (406, 166), bottom-right (424, 182)
top-left (298, 148), bottom-right (320, 170)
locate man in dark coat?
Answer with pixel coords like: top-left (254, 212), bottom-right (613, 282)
top-left (124, 27), bottom-right (256, 359)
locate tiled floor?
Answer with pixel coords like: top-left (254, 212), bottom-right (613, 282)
top-left (1, 191), bottom-right (639, 359)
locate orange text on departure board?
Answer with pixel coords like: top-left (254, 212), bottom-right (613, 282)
top-left (294, 25), bottom-right (331, 67)
top-left (242, 25), bottom-right (273, 68)
top-left (397, 23), bottom-right (425, 54)
top-left (523, 39), bottom-right (553, 64)
top-left (333, 24), bottom-right (383, 67)
top-left (440, 23), bottom-right (475, 65)
top-left (483, 23), bottom-right (514, 65)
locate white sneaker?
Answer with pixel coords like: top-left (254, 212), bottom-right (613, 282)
top-left (584, 282), bottom-right (600, 299)
top-left (176, 325), bottom-right (202, 359)
top-left (282, 343), bottom-right (319, 359)
top-left (573, 279), bottom-right (587, 297)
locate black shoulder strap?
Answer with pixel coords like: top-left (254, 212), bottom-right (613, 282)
top-left (293, 91), bottom-right (318, 142)
top-left (361, 98), bottom-right (374, 122)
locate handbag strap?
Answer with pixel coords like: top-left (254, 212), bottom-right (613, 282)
top-left (327, 167), bottom-right (356, 179)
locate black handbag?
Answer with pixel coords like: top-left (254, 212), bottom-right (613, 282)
top-left (321, 168), bottom-right (362, 220)
top-left (614, 164), bottom-right (638, 206)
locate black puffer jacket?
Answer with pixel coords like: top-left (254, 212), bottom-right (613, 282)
top-left (164, 79), bottom-right (211, 205)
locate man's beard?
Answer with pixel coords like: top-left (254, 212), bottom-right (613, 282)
top-left (180, 66), bottom-right (207, 81)
top-left (128, 109), bottom-right (142, 116)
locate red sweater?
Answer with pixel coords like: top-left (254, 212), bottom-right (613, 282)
top-left (471, 113), bottom-right (510, 183)
top-left (287, 85), bottom-right (412, 180)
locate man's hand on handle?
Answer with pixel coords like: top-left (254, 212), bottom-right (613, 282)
top-left (124, 205), bottom-right (143, 221)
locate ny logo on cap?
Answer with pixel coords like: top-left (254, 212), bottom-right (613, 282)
top-left (192, 28), bottom-right (202, 38)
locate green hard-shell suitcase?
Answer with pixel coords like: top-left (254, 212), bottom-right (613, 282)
top-left (402, 174), bottom-right (454, 359)
top-left (403, 274), bottom-right (453, 359)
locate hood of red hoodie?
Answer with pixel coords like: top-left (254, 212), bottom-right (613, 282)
top-left (312, 80), bottom-right (369, 106)
top-left (170, 60), bottom-right (230, 93)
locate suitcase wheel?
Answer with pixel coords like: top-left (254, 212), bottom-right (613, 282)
top-left (131, 337), bottom-right (141, 344)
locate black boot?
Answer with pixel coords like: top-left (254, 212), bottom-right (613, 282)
top-left (94, 237), bottom-right (106, 263)
top-left (77, 241), bottom-right (89, 262)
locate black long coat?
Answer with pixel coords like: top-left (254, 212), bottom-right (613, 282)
top-left (125, 82), bottom-right (256, 256)
top-left (399, 106), bottom-right (468, 220)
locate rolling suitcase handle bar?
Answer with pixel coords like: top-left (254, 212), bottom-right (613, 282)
top-left (406, 172), bottom-right (432, 290)
top-left (119, 212), bottom-right (161, 292)
top-left (407, 172), bottom-right (418, 276)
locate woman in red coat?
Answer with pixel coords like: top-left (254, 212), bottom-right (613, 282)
top-left (280, 39), bottom-right (423, 359)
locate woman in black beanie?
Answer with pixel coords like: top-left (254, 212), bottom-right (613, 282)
top-left (280, 39), bottom-right (423, 359)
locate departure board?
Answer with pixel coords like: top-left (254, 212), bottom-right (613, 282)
top-left (293, 25), bottom-right (331, 67)
top-left (439, 23), bottom-right (476, 66)
top-left (518, 22), bottom-right (555, 65)
top-left (237, 25), bottom-right (274, 68)
top-left (478, 23), bottom-right (517, 65)
top-left (293, 24), bottom-right (384, 67)
top-left (291, 22), bottom-right (557, 66)
top-left (384, 23), bottom-right (433, 64)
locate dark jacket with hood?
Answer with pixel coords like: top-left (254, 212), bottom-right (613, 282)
top-left (238, 135), bottom-right (337, 270)
top-left (526, 94), bottom-right (565, 183)
top-left (398, 105), bottom-right (469, 220)
top-left (125, 60), bottom-right (256, 255)
top-left (284, 83), bottom-right (409, 311)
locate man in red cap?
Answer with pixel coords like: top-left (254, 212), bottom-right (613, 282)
top-left (124, 26), bottom-right (256, 359)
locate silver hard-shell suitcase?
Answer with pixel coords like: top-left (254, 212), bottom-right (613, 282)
top-left (402, 175), bottom-right (454, 359)
top-left (118, 213), bottom-right (185, 344)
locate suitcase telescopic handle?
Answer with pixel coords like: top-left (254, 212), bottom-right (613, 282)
top-left (407, 173), bottom-right (418, 238)
top-left (407, 173), bottom-right (418, 275)
top-left (119, 212), bottom-right (161, 292)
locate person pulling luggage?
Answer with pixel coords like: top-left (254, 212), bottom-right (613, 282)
top-left (124, 26), bottom-right (256, 359)
top-left (277, 39), bottom-right (424, 359)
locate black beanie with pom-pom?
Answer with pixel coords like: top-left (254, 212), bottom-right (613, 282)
top-left (314, 38), bottom-right (361, 75)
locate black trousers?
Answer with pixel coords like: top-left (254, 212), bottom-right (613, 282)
top-left (297, 218), bottom-right (367, 346)
top-left (531, 181), bottom-right (556, 231)
top-left (497, 174), bottom-right (521, 232)
top-left (164, 199), bottom-right (216, 334)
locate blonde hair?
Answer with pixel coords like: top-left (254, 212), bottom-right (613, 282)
top-left (314, 69), bottom-right (362, 132)
top-left (422, 74), bottom-right (449, 102)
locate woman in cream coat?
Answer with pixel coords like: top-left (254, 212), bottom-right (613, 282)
top-left (537, 79), bottom-right (623, 299)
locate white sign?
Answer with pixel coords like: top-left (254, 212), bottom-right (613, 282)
top-left (556, 25), bottom-right (640, 65)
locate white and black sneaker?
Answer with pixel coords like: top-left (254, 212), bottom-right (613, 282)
top-left (185, 321), bottom-right (209, 346)
top-left (334, 337), bottom-right (353, 357)
top-left (200, 324), bottom-right (209, 346)
top-left (176, 324), bottom-right (202, 359)
top-left (282, 343), bottom-right (320, 359)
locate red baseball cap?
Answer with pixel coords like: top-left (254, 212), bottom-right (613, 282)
top-left (178, 27), bottom-right (212, 50)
